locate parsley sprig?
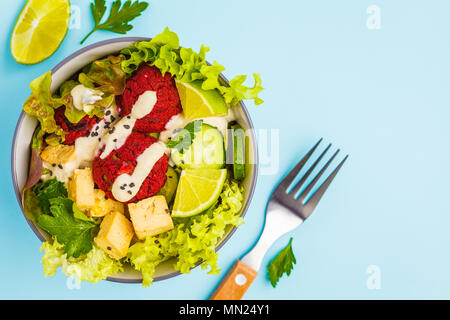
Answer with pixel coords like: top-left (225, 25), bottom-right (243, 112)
top-left (81, 0), bottom-right (149, 45)
top-left (29, 179), bottom-right (97, 258)
top-left (267, 238), bottom-right (297, 287)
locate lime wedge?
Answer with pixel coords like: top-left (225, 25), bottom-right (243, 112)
top-left (172, 169), bottom-right (227, 217)
top-left (11, 0), bottom-right (70, 65)
top-left (175, 80), bottom-right (229, 119)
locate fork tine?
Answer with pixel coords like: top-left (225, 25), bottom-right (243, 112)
top-left (298, 148), bottom-right (340, 202)
top-left (279, 138), bottom-right (323, 190)
top-left (302, 155), bottom-right (349, 217)
top-left (289, 143), bottom-right (332, 196)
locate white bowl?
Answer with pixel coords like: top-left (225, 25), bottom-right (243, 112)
top-left (11, 38), bottom-right (258, 283)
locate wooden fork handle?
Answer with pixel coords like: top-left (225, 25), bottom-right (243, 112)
top-left (209, 260), bottom-right (258, 300)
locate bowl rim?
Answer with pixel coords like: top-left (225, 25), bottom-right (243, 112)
top-left (11, 37), bottom-right (259, 284)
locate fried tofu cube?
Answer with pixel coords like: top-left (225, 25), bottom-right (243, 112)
top-left (94, 211), bottom-right (134, 260)
top-left (40, 144), bottom-right (76, 164)
top-left (128, 195), bottom-right (174, 240)
top-left (68, 168), bottom-right (95, 210)
top-left (89, 189), bottom-right (124, 217)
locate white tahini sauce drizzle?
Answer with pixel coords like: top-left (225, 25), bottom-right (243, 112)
top-left (71, 85), bottom-right (104, 112)
top-left (76, 105), bottom-right (119, 164)
top-left (111, 142), bottom-right (166, 202)
top-left (99, 90), bottom-right (157, 159)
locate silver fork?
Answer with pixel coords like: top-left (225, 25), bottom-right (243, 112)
top-left (210, 139), bottom-right (348, 300)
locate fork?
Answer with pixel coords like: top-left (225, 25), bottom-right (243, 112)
top-left (209, 138), bottom-right (348, 300)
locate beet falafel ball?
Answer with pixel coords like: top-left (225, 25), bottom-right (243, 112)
top-left (115, 64), bottom-right (182, 133)
top-left (92, 131), bottom-right (168, 203)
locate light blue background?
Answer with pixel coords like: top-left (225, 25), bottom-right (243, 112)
top-left (1, 0), bottom-right (449, 299)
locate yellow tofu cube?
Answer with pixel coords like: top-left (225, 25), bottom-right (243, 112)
top-left (89, 189), bottom-right (124, 217)
top-left (40, 144), bottom-right (76, 164)
top-left (128, 195), bottom-right (174, 240)
top-left (94, 211), bottom-right (134, 260)
top-left (68, 168), bottom-right (95, 210)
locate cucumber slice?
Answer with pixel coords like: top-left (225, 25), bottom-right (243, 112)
top-left (158, 167), bottom-right (179, 204)
top-left (230, 123), bottom-right (246, 180)
top-left (171, 123), bottom-right (225, 169)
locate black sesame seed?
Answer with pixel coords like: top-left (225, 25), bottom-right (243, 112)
top-left (127, 115), bottom-right (131, 119)
top-left (127, 190), bottom-right (132, 195)
top-left (52, 163), bottom-right (56, 167)
top-left (168, 176), bottom-right (173, 179)
top-left (133, 199), bottom-right (139, 203)
top-left (95, 126), bottom-right (99, 131)
top-left (107, 246), bottom-right (111, 251)
top-left (120, 186), bottom-right (125, 190)
top-left (98, 137), bottom-right (101, 141)
top-left (165, 209), bottom-right (170, 214)
top-left (91, 132), bottom-right (96, 137)
top-left (129, 182), bottom-right (135, 187)
top-left (49, 171), bottom-right (53, 176)
top-left (58, 164), bottom-right (63, 169)
top-left (123, 124), bottom-right (130, 129)
top-left (104, 195), bottom-right (108, 200)
top-left (181, 160), bottom-right (185, 164)
top-left (110, 116), bottom-right (116, 122)
top-left (105, 110), bottom-right (111, 116)
top-left (86, 131), bottom-right (91, 137)
top-left (113, 139), bottom-right (117, 143)
top-left (122, 184), bottom-right (127, 187)
top-left (109, 127), bottom-right (116, 134)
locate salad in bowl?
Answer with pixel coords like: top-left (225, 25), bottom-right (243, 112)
top-left (13, 28), bottom-right (262, 286)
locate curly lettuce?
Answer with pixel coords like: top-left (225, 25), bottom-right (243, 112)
top-left (40, 238), bottom-right (123, 284)
top-left (120, 27), bottom-right (263, 106)
top-left (22, 72), bottom-right (65, 138)
top-left (127, 180), bottom-right (244, 287)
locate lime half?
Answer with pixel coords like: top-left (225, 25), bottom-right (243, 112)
top-left (171, 169), bottom-right (227, 218)
top-left (175, 80), bottom-right (229, 119)
top-left (11, 0), bottom-right (70, 64)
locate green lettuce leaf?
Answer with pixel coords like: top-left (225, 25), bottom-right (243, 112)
top-left (23, 188), bottom-right (43, 224)
top-left (78, 55), bottom-right (126, 95)
top-left (40, 238), bottom-right (123, 283)
top-left (22, 71), bottom-right (65, 138)
top-left (127, 180), bottom-right (244, 287)
top-left (31, 125), bottom-right (45, 151)
top-left (120, 27), bottom-right (263, 106)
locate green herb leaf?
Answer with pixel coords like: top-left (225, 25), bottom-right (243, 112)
top-left (267, 238), bottom-right (297, 288)
top-left (81, 0), bottom-right (149, 44)
top-left (166, 120), bottom-right (203, 154)
top-left (38, 197), bottom-right (96, 258)
top-left (33, 179), bottom-right (68, 215)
